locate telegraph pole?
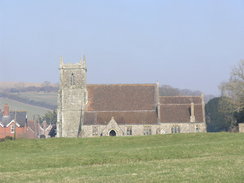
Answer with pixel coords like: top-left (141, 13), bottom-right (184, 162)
top-left (14, 111), bottom-right (16, 140)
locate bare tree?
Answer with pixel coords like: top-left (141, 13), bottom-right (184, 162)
top-left (220, 60), bottom-right (244, 112)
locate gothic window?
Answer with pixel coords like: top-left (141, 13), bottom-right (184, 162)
top-left (126, 126), bottom-right (132, 135)
top-left (92, 126), bottom-right (98, 136)
top-left (70, 73), bottom-right (75, 86)
top-left (144, 126), bottom-right (152, 135)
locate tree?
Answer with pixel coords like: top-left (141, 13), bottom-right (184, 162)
top-left (220, 60), bottom-right (244, 112)
top-left (205, 97), bottom-right (236, 132)
top-left (219, 60), bottom-right (244, 129)
top-left (48, 124), bottom-right (57, 137)
top-left (39, 110), bottom-right (57, 125)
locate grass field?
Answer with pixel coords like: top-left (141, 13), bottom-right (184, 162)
top-left (0, 97), bottom-right (51, 119)
top-left (0, 133), bottom-right (244, 183)
top-left (15, 92), bottom-right (57, 106)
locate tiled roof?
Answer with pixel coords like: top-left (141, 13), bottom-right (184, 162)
top-left (0, 111), bottom-right (27, 127)
top-left (160, 104), bottom-right (204, 122)
top-left (159, 96), bottom-right (204, 123)
top-left (160, 96), bottom-right (202, 104)
top-left (86, 84), bottom-right (157, 111)
top-left (84, 111), bottom-right (158, 125)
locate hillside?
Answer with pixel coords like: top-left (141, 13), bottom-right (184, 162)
top-left (0, 133), bottom-right (244, 183)
top-left (0, 82), bottom-right (214, 120)
top-left (0, 97), bottom-right (51, 119)
top-left (0, 82), bottom-right (57, 119)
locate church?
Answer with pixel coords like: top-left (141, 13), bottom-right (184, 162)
top-left (57, 58), bottom-right (206, 137)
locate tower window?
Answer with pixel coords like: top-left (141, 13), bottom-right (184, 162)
top-left (70, 73), bottom-right (75, 85)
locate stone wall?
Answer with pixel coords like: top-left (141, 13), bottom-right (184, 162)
top-left (81, 118), bottom-right (206, 137)
top-left (239, 123), bottom-right (244, 133)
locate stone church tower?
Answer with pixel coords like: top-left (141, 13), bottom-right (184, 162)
top-left (57, 57), bottom-right (87, 137)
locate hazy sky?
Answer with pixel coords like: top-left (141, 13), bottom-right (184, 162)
top-left (0, 0), bottom-right (244, 95)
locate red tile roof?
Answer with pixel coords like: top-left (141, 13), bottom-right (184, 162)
top-left (83, 85), bottom-right (204, 125)
top-left (86, 84), bottom-right (157, 111)
top-left (159, 96), bottom-right (204, 123)
top-left (160, 96), bottom-right (202, 104)
top-left (84, 111), bottom-right (158, 125)
top-left (160, 104), bottom-right (204, 122)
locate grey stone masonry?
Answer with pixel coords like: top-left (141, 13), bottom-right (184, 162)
top-left (57, 57), bottom-right (87, 137)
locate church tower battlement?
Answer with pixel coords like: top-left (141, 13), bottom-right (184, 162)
top-left (57, 57), bottom-right (87, 137)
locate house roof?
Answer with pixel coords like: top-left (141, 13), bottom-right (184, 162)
top-left (0, 111), bottom-right (27, 127)
top-left (86, 84), bottom-right (157, 111)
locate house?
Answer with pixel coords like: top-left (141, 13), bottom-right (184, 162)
top-left (0, 104), bottom-right (53, 139)
top-left (25, 120), bottom-right (53, 139)
top-left (0, 104), bottom-right (27, 138)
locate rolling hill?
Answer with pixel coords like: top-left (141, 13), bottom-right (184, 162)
top-left (0, 82), bottom-right (214, 120)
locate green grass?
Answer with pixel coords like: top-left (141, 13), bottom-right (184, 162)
top-left (0, 133), bottom-right (244, 183)
top-left (15, 92), bottom-right (57, 106)
top-left (0, 97), bottom-right (51, 119)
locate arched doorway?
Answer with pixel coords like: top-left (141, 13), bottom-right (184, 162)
top-left (109, 130), bottom-right (116, 136)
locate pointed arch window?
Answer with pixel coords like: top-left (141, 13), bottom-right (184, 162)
top-left (70, 73), bottom-right (75, 86)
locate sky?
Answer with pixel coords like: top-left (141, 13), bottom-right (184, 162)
top-left (0, 0), bottom-right (244, 95)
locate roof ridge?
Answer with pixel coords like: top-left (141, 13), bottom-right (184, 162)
top-left (160, 96), bottom-right (201, 98)
top-left (87, 83), bottom-right (157, 86)
top-left (160, 104), bottom-right (202, 105)
top-left (85, 110), bottom-right (156, 113)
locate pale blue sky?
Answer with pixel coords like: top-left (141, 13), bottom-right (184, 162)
top-left (0, 0), bottom-right (244, 95)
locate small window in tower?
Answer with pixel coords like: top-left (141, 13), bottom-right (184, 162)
top-left (70, 73), bottom-right (75, 85)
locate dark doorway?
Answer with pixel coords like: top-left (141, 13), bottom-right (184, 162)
top-left (109, 130), bottom-right (116, 136)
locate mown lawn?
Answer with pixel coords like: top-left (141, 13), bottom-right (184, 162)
top-left (0, 133), bottom-right (244, 183)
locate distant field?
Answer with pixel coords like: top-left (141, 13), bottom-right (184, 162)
top-left (0, 97), bottom-right (51, 119)
top-left (15, 92), bottom-right (57, 106)
top-left (0, 133), bottom-right (244, 183)
top-left (0, 82), bottom-right (57, 89)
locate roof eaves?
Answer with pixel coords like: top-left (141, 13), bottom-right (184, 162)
top-left (6, 120), bottom-right (21, 127)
